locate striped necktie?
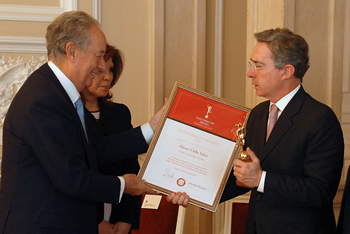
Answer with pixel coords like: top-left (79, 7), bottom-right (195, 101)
top-left (266, 104), bottom-right (279, 141)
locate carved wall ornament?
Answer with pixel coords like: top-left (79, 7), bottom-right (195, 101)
top-left (0, 55), bottom-right (47, 127)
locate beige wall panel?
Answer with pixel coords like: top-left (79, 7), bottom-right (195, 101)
top-left (162, 0), bottom-right (206, 96)
top-left (245, 0), bottom-right (284, 108)
top-left (204, 0), bottom-right (215, 95)
top-left (164, 0), bottom-right (195, 96)
top-left (149, 0), bottom-right (165, 113)
top-left (292, 0), bottom-right (345, 120)
top-left (102, 0), bottom-right (152, 127)
top-left (294, 1), bottom-right (334, 107)
top-left (222, 0), bottom-right (247, 107)
top-left (332, 0), bottom-right (345, 119)
top-left (0, 21), bottom-right (49, 37)
top-left (0, 0), bottom-right (59, 6)
top-left (78, 0), bottom-right (92, 15)
top-left (257, 0), bottom-right (284, 31)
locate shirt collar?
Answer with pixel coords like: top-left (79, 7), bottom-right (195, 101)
top-left (270, 84), bottom-right (301, 114)
top-left (48, 61), bottom-right (80, 106)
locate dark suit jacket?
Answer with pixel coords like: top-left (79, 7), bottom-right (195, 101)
top-left (337, 166), bottom-right (350, 233)
top-left (0, 63), bottom-right (148, 233)
top-left (222, 86), bottom-right (344, 234)
top-left (94, 99), bottom-right (144, 230)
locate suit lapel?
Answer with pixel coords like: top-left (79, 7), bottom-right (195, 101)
top-left (42, 63), bottom-right (97, 170)
top-left (254, 102), bottom-right (269, 159)
top-left (260, 86), bottom-right (307, 162)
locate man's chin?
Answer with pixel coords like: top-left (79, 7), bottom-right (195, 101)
top-left (254, 88), bottom-right (262, 96)
top-left (85, 78), bottom-right (94, 88)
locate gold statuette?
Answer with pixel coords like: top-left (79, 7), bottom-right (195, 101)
top-left (232, 123), bottom-right (251, 162)
top-left (232, 123), bottom-right (251, 188)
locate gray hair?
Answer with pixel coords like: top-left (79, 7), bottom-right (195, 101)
top-left (254, 28), bottom-right (309, 81)
top-left (45, 11), bottom-right (100, 60)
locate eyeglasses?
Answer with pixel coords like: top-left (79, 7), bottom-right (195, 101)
top-left (248, 61), bottom-right (268, 71)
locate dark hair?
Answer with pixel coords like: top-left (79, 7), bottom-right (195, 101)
top-left (254, 28), bottom-right (310, 81)
top-left (101, 44), bottom-right (124, 104)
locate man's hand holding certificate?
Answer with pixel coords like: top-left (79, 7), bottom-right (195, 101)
top-left (166, 192), bottom-right (190, 207)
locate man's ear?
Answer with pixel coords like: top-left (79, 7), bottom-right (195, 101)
top-left (65, 42), bottom-right (76, 61)
top-left (281, 64), bottom-right (295, 81)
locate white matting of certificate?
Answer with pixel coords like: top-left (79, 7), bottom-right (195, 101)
top-left (142, 118), bottom-right (236, 206)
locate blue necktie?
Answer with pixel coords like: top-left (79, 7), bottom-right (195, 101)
top-left (75, 98), bottom-right (87, 139)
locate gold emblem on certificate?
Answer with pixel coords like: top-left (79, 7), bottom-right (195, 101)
top-left (205, 105), bottom-right (212, 119)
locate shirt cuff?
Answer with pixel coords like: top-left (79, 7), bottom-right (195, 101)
top-left (141, 122), bottom-right (154, 144)
top-left (257, 171), bottom-right (266, 193)
top-left (118, 176), bottom-right (125, 202)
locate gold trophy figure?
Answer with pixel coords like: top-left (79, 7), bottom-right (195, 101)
top-left (232, 123), bottom-right (251, 162)
top-left (232, 123), bottom-right (251, 187)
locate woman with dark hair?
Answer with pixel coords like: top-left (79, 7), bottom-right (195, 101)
top-left (81, 44), bottom-right (164, 234)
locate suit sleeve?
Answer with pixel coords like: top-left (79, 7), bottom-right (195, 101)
top-left (105, 157), bottom-right (142, 229)
top-left (220, 172), bottom-right (251, 203)
top-left (86, 110), bottom-right (149, 166)
top-left (96, 127), bottom-right (148, 165)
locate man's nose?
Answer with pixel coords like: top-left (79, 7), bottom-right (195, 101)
top-left (247, 67), bottom-right (255, 78)
top-left (98, 57), bottom-right (106, 71)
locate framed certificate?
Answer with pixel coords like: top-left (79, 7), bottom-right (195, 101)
top-left (138, 82), bottom-right (250, 212)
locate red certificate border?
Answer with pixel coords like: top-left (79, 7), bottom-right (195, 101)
top-left (138, 82), bottom-right (251, 212)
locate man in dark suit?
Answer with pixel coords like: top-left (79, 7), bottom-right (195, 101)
top-left (0, 11), bottom-right (157, 233)
top-left (224, 28), bottom-right (344, 233)
top-left (171, 28), bottom-right (344, 233)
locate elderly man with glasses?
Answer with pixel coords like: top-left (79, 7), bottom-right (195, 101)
top-left (172, 28), bottom-right (344, 234)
